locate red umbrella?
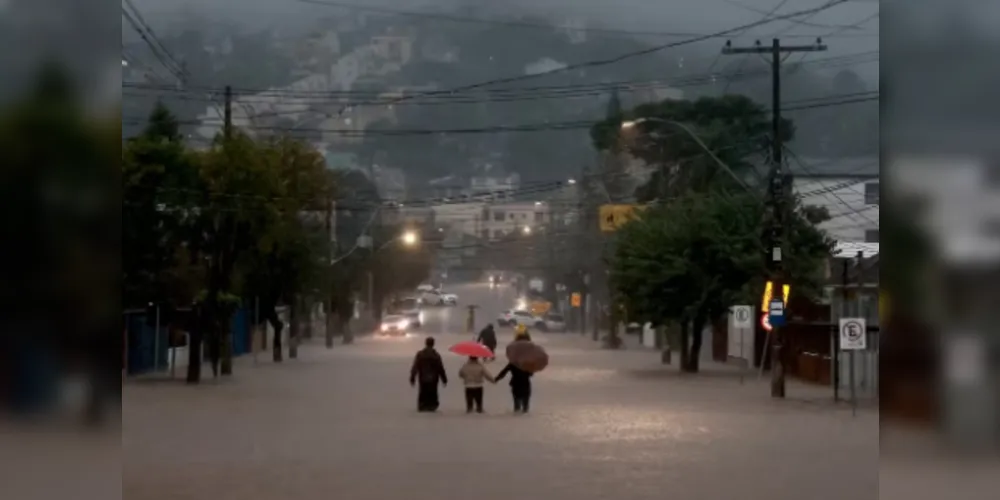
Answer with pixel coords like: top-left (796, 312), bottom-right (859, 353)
top-left (449, 341), bottom-right (494, 359)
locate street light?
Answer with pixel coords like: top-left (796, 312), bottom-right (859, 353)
top-left (619, 117), bottom-right (753, 194)
top-left (401, 230), bottom-right (418, 246)
top-left (522, 226), bottom-right (532, 235)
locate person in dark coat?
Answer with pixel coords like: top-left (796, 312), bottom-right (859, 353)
top-left (495, 334), bottom-right (535, 413)
top-left (476, 324), bottom-right (498, 359)
top-left (410, 337), bottom-right (447, 412)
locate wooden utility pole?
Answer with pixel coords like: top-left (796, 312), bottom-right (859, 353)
top-left (223, 85), bottom-right (233, 140)
top-left (723, 38), bottom-right (826, 398)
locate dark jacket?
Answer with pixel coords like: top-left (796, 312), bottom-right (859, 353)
top-left (410, 347), bottom-right (447, 385)
top-left (495, 363), bottom-right (533, 387)
top-left (477, 326), bottom-right (497, 347)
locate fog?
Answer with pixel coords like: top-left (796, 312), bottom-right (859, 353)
top-left (129, 0), bottom-right (881, 78)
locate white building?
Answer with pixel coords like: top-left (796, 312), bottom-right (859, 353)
top-left (791, 157), bottom-right (880, 243)
top-left (481, 202), bottom-right (551, 241)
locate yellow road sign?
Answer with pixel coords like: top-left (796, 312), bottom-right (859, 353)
top-left (599, 204), bottom-right (645, 232)
top-left (761, 281), bottom-right (791, 312)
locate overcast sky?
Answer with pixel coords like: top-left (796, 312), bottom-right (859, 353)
top-left (130, 0), bottom-right (881, 77)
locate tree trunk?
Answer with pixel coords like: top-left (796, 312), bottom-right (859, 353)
top-left (340, 305), bottom-right (354, 345)
top-left (302, 299), bottom-right (313, 339)
top-left (289, 298), bottom-right (299, 359)
top-left (679, 320), bottom-right (691, 372)
top-left (325, 299), bottom-right (336, 349)
top-left (268, 308), bottom-right (284, 363)
top-left (219, 306), bottom-right (234, 375)
top-left (687, 314), bottom-right (707, 374)
top-left (186, 327), bottom-right (203, 384)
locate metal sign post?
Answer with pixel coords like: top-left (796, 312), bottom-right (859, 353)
top-left (839, 317), bottom-right (867, 417)
top-left (731, 306), bottom-right (752, 385)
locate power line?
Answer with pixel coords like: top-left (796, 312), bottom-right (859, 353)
top-left (121, 2), bottom-right (186, 82)
top-left (334, 1), bottom-right (853, 111)
top-left (122, 90), bottom-right (878, 137)
top-left (293, 0), bottom-right (876, 40)
top-left (121, 49), bottom-right (878, 102)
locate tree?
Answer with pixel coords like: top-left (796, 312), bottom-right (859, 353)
top-left (612, 189), bottom-right (832, 372)
top-left (184, 132), bottom-right (283, 382)
top-left (123, 102), bottom-right (200, 308)
top-left (239, 138), bottom-right (333, 362)
top-left (591, 95), bottom-right (792, 201)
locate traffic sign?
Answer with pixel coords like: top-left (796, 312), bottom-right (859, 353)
top-left (839, 318), bottom-right (867, 350)
top-left (731, 305), bottom-right (752, 329)
top-left (761, 313), bottom-right (772, 332)
top-left (768, 299), bottom-right (785, 327)
top-left (571, 293), bottom-right (582, 308)
top-left (599, 204), bottom-right (646, 232)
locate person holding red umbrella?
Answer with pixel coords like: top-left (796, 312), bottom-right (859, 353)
top-left (458, 357), bottom-right (495, 413)
top-left (449, 341), bottom-right (497, 413)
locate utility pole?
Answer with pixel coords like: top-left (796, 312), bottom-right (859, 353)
top-left (723, 38), bottom-right (826, 398)
top-left (223, 85), bottom-right (233, 140)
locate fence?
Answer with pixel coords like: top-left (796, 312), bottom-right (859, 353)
top-left (124, 304), bottom-right (275, 377)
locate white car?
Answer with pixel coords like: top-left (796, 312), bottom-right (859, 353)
top-left (390, 297), bottom-right (423, 327)
top-left (541, 313), bottom-right (567, 332)
top-left (500, 310), bottom-right (543, 328)
top-left (378, 314), bottom-right (411, 336)
top-left (419, 290), bottom-right (456, 306)
top-left (416, 284), bottom-right (437, 293)
top-left (497, 310), bottom-right (514, 326)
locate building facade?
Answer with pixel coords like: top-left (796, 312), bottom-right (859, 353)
top-left (791, 157), bottom-right (880, 242)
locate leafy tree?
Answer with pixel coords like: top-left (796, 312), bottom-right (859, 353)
top-left (591, 95), bottom-right (792, 201)
top-left (238, 137), bottom-right (333, 362)
top-left (184, 131), bottom-right (283, 382)
top-left (612, 189), bottom-right (832, 372)
top-left (122, 102), bottom-right (199, 308)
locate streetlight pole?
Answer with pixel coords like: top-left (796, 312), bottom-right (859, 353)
top-left (620, 117), bottom-right (752, 194)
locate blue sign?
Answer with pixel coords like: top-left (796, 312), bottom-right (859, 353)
top-left (768, 299), bottom-right (786, 327)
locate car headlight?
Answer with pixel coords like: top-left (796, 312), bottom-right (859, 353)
top-left (397, 320), bottom-right (409, 329)
top-left (381, 323), bottom-right (390, 331)
top-left (516, 299), bottom-right (527, 310)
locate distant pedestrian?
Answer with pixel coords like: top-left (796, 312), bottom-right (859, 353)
top-left (476, 324), bottom-right (497, 360)
top-left (410, 337), bottom-right (447, 412)
top-left (458, 356), bottom-right (495, 413)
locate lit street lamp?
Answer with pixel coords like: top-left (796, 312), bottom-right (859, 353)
top-left (522, 226), bottom-right (532, 235)
top-left (401, 230), bottom-right (418, 246)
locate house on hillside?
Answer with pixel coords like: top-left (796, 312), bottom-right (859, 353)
top-left (790, 156), bottom-right (880, 243)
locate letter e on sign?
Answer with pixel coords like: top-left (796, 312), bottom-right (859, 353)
top-left (839, 318), bottom-right (867, 350)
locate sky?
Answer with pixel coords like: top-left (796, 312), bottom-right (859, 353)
top-left (131, 0), bottom-right (881, 56)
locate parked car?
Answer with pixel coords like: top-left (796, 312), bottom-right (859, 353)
top-left (440, 291), bottom-right (458, 306)
top-left (378, 314), bottom-right (411, 336)
top-left (500, 310), bottom-right (543, 329)
top-left (419, 289), bottom-right (456, 306)
top-left (497, 309), bottom-right (514, 326)
top-left (540, 313), bottom-right (566, 332)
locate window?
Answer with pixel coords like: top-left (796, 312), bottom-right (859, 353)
top-left (865, 229), bottom-right (880, 243)
top-left (534, 212), bottom-right (544, 222)
top-left (493, 211), bottom-right (505, 222)
top-left (864, 182), bottom-right (880, 205)
top-left (520, 213), bottom-right (527, 220)
top-left (509, 213), bottom-right (516, 220)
